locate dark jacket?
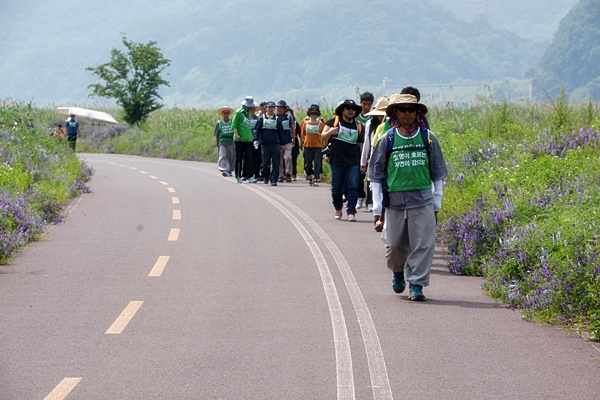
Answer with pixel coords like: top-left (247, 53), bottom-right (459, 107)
top-left (253, 114), bottom-right (284, 145)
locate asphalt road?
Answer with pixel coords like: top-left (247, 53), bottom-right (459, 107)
top-left (1, 153), bottom-right (599, 400)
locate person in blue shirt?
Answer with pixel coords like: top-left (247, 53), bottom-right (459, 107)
top-left (65, 114), bottom-right (80, 151)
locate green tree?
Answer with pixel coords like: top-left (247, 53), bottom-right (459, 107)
top-left (538, 0), bottom-right (600, 96)
top-left (87, 36), bottom-right (171, 125)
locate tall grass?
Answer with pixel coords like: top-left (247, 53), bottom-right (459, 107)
top-left (430, 97), bottom-right (600, 341)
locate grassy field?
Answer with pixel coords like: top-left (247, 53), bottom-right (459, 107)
top-left (2, 95), bottom-right (599, 341)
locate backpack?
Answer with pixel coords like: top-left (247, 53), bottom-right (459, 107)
top-left (386, 126), bottom-right (431, 156)
top-left (332, 115), bottom-right (363, 135)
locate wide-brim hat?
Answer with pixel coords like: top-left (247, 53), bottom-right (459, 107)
top-left (334, 99), bottom-right (362, 116)
top-left (385, 94), bottom-right (428, 117)
top-left (365, 96), bottom-right (389, 116)
top-left (218, 106), bottom-right (235, 116)
top-left (241, 96), bottom-right (257, 108)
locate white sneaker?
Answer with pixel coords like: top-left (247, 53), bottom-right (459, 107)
top-left (356, 198), bottom-right (363, 209)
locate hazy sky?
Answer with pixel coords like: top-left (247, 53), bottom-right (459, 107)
top-left (0, 0), bottom-right (578, 107)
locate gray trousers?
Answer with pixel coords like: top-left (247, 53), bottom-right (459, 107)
top-left (217, 142), bottom-right (236, 173)
top-left (383, 205), bottom-right (436, 287)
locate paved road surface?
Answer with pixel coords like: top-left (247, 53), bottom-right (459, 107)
top-left (1, 154), bottom-right (598, 399)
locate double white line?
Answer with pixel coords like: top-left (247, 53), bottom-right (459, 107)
top-left (244, 184), bottom-right (393, 400)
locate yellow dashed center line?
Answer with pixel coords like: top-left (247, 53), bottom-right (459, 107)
top-left (43, 377), bottom-right (82, 400)
top-left (159, 181), bottom-right (169, 185)
top-left (168, 187), bottom-right (176, 193)
top-left (149, 175), bottom-right (158, 180)
top-left (173, 210), bottom-right (181, 220)
top-left (105, 301), bottom-right (144, 335)
top-left (149, 256), bottom-right (170, 277)
top-left (168, 228), bottom-right (180, 241)
top-left (172, 197), bottom-right (180, 204)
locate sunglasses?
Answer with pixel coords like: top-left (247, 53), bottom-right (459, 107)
top-left (396, 107), bottom-right (417, 114)
top-left (344, 106), bottom-right (356, 111)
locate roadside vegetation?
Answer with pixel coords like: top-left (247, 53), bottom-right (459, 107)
top-left (2, 95), bottom-right (598, 341)
top-left (0, 100), bottom-right (93, 264)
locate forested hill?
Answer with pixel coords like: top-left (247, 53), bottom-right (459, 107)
top-left (0, 0), bottom-right (577, 106)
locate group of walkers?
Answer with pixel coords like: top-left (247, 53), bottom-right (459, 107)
top-left (214, 88), bottom-right (448, 301)
top-left (214, 97), bottom-right (315, 185)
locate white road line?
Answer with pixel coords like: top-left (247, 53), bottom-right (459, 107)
top-left (105, 301), bottom-right (144, 334)
top-left (139, 170), bottom-right (148, 175)
top-left (172, 197), bottom-right (180, 204)
top-left (245, 186), bottom-right (355, 400)
top-left (263, 189), bottom-right (394, 400)
top-left (159, 181), bottom-right (169, 185)
top-left (173, 210), bottom-right (181, 220)
top-left (149, 175), bottom-right (158, 180)
top-left (43, 378), bottom-right (82, 400)
top-left (168, 188), bottom-right (176, 193)
top-left (149, 256), bottom-right (170, 277)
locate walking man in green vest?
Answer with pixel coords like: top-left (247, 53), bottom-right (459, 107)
top-left (368, 94), bottom-right (447, 301)
top-left (214, 106), bottom-right (236, 177)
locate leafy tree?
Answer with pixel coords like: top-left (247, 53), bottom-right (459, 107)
top-left (87, 36), bottom-right (171, 125)
top-left (538, 0), bottom-right (600, 96)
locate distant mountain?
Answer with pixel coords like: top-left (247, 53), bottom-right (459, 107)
top-left (0, 0), bottom-right (578, 107)
top-left (538, 0), bottom-right (600, 99)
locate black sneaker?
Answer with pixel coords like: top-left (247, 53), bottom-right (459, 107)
top-left (392, 272), bottom-right (405, 293)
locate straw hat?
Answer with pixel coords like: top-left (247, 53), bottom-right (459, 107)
top-left (365, 96), bottom-right (389, 116)
top-left (385, 94), bottom-right (428, 117)
top-left (218, 106), bottom-right (234, 116)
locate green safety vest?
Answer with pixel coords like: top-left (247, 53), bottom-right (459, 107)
top-left (218, 120), bottom-right (234, 143)
top-left (386, 128), bottom-right (431, 192)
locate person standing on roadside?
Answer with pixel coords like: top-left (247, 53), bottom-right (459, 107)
top-left (300, 105), bottom-right (325, 186)
top-left (52, 124), bottom-right (65, 140)
top-left (65, 113), bottom-right (80, 151)
top-left (253, 101), bottom-right (284, 186)
top-left (214, 106), bottom-right (236, 177)
top-left (369, 94), bottom-right (447, 301)
top-left (276, 100), bottom-right (295, 183)
top-left (232, 96), bottom-right (258, 183)
top-left (355, 92), bottom-right (374, 210)
top-left (287, 107), bottom-right (302, 181)
top-left (321, 99), bottom-right (364, 222)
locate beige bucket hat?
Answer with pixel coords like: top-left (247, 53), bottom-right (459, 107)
top-left (365, 96), bottom-right (389, 116)
top-left (386, 94), bottom-right (428, 117)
